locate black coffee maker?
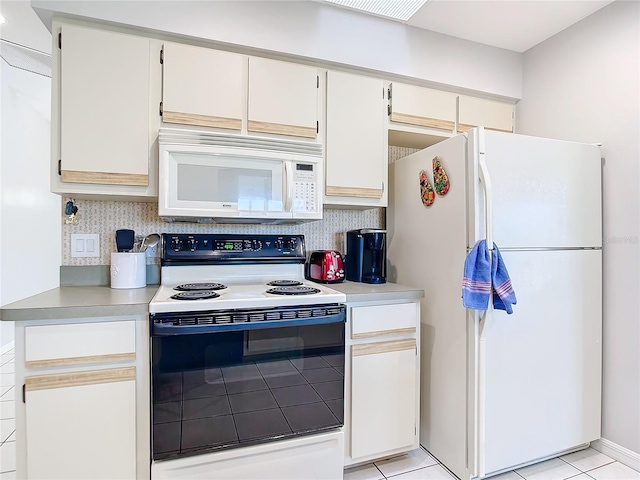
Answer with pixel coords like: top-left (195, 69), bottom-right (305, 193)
top-left (345, 229), bottom-right (386, 284)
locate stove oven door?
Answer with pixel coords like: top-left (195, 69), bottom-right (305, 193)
top-left (150, 305), bottom-right (346, 462)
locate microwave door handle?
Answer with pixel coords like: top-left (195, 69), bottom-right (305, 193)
top-left (284, 162), bottom-right (294, 212)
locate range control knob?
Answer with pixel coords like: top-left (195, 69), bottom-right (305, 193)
top-left (273, 239), bottom-right (284, 250)
top-left (287, 238), bottom-right (298, 250)
top-left (251, 240), bottom-right (263, 251)
top-left (170, 238), bottom-right (183, 252)
top-left (187, 238), bottom-right (199, 251)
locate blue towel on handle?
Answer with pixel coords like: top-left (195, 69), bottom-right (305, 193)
top-left (462, 241), bottom-right (492, 310)
top-left (462, 241), bottom-right (517, 314)
top-left (491, 243), bottom-right (517, 314)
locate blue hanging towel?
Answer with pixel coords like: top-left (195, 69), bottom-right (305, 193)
top-left (462, 240), bottom-right (492, 310)
top-left (491, 243), bottom-right (517, 314)
top-left (462, 240), bottom-right (517, 314)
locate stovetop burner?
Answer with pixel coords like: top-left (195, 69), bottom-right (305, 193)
top-left (170, 291), bottom-right (221, 300)
top-left (266, 286), bottom-right (321, 296)
top-left (266, 280), bottom-right (303, 287)
top-left (174, 283), bottom-right (227, 291)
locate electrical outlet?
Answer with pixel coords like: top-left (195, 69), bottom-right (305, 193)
top-left (145, 244), bottom-right (158, 259)
top-left (71, 233), bottom-right (100, 258)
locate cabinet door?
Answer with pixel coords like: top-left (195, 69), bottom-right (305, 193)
top-left (162, 42), bottom-right (245, 130)
top-left (458, 95), bottom-right (514, 133)
top-left (389, 82), bottom-right (457, 131)
top-left (60, 25), bottom-right (150, 186)
top-left (351, 339), bottom-right (417, 459)
top-left (325, 71), bottom-right (386, 202)
top-left (248, 57), bottom-right (318, 138)
top-left (25, 368), bottom-right (136, 479)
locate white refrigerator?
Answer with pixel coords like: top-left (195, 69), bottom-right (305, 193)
top-left (387, 127), bottom-right (602, 480)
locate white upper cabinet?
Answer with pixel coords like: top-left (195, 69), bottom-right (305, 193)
top-left (248, 57), bottom-right (319, 139)
top-left (458, 95), bottom-right (514, 133)
top-left (58, 24), bottom-right (152, 190)
top-left (325, 71), bottom-right (387, 208)
top-left (388, 82), bottom-right (457, 132)
top-left (162, 42), bottom-right (246, 130)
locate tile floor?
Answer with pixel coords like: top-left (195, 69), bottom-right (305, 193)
top-left (1, 349), bottom-right (16, 480)
top-left (345, 446), bottom-right (640, 480)
top-left (1, 346), bottom-right (639, 480)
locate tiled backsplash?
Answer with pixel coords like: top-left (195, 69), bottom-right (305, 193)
top-left (61, 146), bottom-right (419, 266)
top-left (62, 204), bottom-right (384, 265)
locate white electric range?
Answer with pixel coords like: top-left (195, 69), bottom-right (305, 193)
top-left (149, 234), bottom-right (346, 480)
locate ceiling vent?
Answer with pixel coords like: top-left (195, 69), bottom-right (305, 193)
top-left (321, 0), bottom-right (429, 22)
top-left (0, 39), bottom-right (51, 78)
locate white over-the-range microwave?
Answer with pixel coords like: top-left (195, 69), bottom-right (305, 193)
top-left (158, 128), bottom-right (323, 224)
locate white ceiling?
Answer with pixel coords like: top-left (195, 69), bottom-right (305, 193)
top-left (0, 0), bottom-right (52, 53)
top-left (407, 0), bottom-right (615, 52)
top-left (0, 0), bottom-right (616, 56)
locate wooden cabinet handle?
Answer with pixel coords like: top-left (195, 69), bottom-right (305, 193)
top-left (25, 367), bottom-right (135, 391)
top-left (352, 339), bottom-right (416, 357)
top-left (352, 327), bottom-right (416, 340)
top-left (26, 352), bottom-right (136, 369)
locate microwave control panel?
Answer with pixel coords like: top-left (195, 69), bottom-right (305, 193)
top-left (292, 163), bottom-right (317, 212)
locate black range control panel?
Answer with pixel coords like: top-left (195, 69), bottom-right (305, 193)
top-left (161, 234), bottom-right (306, 264)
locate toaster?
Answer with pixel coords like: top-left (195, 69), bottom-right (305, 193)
top-left (306, 250), bottom-right (345, 284)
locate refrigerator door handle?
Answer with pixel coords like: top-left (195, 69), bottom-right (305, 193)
top-left (478, 152), bottom-right (494, 251)
top-left (470, 309), bottom-right (487, 479)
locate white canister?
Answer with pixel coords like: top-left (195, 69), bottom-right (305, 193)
top-left (110, 252), bottom-right (146, 289)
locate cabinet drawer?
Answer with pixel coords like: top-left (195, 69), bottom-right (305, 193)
top-left (25, 321), bottom-right (136, 368)
top-left (351, 303), bottom-right (417, 339)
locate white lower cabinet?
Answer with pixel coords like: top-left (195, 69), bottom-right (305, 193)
top-left (345, 301), bottom-right (420, 466)
top-left (25, 369), bottom-right (136, 479)
top-left (15, 315), bottom-right (149, 480)
top-left (351, 339), bottom-right (417, 459)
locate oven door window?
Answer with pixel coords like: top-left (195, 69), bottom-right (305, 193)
top-left (151, 321), bottom-right (345, 460)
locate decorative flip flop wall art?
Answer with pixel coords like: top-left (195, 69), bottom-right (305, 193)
top-left (433, 156), bottom-right (450, 196)
top-left (419, 170), bottom-right (435, 207)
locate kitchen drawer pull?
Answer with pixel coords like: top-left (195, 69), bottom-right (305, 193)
top-left (26, 352), bottom-right (136, 369)
top-left (25, 367), bottom-right (135, 391)
top-left (352, 338), bottom-right (416, 356)
top-left (352, 326), bottom-right (416, 340)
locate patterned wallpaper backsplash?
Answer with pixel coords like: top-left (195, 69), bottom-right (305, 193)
top-left (61, 146), bottom-right (419, 266)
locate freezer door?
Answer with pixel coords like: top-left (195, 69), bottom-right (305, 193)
top-left (468, 129), bottom-right (602, 249)
top-left (468, 249), bottom-right (602, 477)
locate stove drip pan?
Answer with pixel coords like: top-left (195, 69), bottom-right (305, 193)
top-left (170, 291), bottom-right (221, 300)
top-left (266, 280), bottom-right (303, 287)
top-left (174, 283), bottom-right (227, 291)
top-left (266, 286), bottom-right (321, 295)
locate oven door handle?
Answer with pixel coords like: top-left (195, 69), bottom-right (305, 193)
top-left (152, 312), bottom-right (345, 336)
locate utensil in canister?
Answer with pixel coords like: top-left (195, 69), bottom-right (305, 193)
top-left (141, 233), bottom-right (161, 252)
top-left (115, 229), bottom-right (135, 252)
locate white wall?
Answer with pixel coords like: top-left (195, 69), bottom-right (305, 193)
top-left (0, 59), bottom-right (61, 352)
top-left (31, 0), bottom-right (522, 100)
top-left (516, 0), bottom-right (639, 455)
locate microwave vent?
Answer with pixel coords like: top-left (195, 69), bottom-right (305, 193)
top-left (159, 128), bottom-right (322, 157)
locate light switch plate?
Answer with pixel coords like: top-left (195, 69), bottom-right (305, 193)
top-left (71, 233), bottom-right (100, 258)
